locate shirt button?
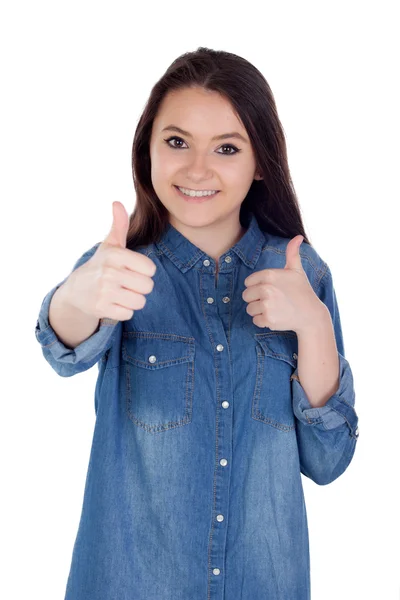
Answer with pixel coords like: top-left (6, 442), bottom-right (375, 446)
top-left (220, 458), bottom-right (228, 466)
top-left (216, 514), bottom-right (224, 522)
top-left (207, 297), bottom-right (214, 304)
top-left (216, 344), bottom-right (224, 352)
top-left (222, 296), bottom-right (230, 303)
top-left (203, 259), bottom-right (211, 266)
top-left (213, 568), bottom-right (221, 576)
top-left (148, 355), bottom-right (157, 363)
top-left (293, 353), bottom-right (298, 360)
top-left (222, 401), bottom-right (229, 409)
top-left (224, 256), bottom-right (232, 263)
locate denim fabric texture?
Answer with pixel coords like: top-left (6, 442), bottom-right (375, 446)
top-left (35, 212), bottom-right (359, 600)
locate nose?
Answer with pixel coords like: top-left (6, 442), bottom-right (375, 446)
top-left (185, 152), bottom-right (213, 180)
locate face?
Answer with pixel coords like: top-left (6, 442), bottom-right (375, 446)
top-left (149, 86), bottom-right (262, 231)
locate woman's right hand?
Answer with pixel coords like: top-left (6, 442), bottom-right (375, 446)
top-left (65, 201), bottom-right (157, 322)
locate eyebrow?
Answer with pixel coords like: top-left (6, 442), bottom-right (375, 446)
top-left (161, 125), bottom-right (249, 144)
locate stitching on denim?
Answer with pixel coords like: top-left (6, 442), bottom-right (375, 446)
top-left (251, 341), bottom-right (296, 431)
top-left (328, 406), bottom-right (358, 436)
top-left (125, 354), bottom-right (194, 433)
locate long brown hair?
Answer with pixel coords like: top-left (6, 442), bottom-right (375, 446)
top-left (127, 47), bottom-right (312, 251)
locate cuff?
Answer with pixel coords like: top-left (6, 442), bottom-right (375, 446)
top-left (291, 352), bottom-right (359, 440)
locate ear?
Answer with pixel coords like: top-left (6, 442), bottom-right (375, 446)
top-left (254, 172), bottom-right (263, 181)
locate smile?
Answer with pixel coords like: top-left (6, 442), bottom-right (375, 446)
top-left (174, 185), bottom-right (219, 203)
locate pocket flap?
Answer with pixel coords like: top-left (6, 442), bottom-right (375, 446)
top-left (254, 331), bottom-right (298, 368)
top-left (122, 332), bottom-right (195, 370)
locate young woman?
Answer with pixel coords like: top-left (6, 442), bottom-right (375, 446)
top-left (35, 47), bottom-right (359, 600)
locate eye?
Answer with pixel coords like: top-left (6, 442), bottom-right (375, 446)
top-left (217, 144), bottom-right (240, 155)
top-left (163, 136), bottom-right (241, 156)
top-left (164, 136), bottom-right (187, 149)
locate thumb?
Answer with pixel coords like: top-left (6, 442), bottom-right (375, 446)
top-left (102, 201), bottom-right (129, 249)
top-left (284, 235), bottom-right (304, 271)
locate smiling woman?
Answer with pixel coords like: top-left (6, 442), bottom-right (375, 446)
top-left (35, 46), bottom-right (358, 600)
top-left (146, 85), bottom-right (265, 259)
top-left (127, 47), bottom-right (312, 258)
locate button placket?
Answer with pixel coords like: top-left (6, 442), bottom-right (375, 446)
top-left (203, 256), bottom-right (232, 304)
top-left (203, 255), bottom-right (232, 583)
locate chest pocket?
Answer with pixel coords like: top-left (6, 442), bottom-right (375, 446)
top-left (252, 331), bottom-right (298, 432)
top-left (122, 332), bottom-right (195, 434)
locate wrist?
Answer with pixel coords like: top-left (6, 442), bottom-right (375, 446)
top-left (296, 303), bottom-right (331, 337)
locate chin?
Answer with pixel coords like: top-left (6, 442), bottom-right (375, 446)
top-left (169, 209), bottom-right (219, 228)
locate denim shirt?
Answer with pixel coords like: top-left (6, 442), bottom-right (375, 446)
top-left (35, 212), bottom-right (359, 600)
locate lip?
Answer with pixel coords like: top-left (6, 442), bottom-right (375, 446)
top-left (174, 185), bottom-right (219, 204)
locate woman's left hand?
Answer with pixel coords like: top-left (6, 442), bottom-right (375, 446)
top-left (242, 235), bottom-right (328, 333)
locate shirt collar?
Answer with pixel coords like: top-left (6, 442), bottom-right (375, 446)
top-left (154, 212), bottom-right (266, 274)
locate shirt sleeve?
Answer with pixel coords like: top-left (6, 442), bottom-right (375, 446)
top-left (34, 243), bottom-right (120, 377)
top-left (291, 262), bottom-right (359, 485)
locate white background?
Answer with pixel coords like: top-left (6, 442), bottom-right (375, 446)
top-left (1, 0), bottom-right (399, 598)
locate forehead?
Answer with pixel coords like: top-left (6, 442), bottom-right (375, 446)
top-left (153, 87), bottom-right (246, 135)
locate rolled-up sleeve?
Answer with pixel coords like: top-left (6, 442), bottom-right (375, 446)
top-left (35, 243), bottom-right (119, 377)
top-left (291, 262), bottom-right (359, 485)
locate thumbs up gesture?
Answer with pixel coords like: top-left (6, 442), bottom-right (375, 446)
top-left (242, 236), bottom-right (327, 333)
top-left (100, 199), bottom-right (131, 249)
top-left (66, 201), bottom-right (157, 322)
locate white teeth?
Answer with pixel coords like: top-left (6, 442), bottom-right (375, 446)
top-left (177, 186), bottom-right (217, 198)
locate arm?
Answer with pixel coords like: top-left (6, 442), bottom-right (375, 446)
top-left (295, 306), bottom-right (340, 409)
top-left (291, 262), bottom-right (359, 485)
top-left (35, 243), bottom-right (119, 377)
top-left (49, 281), bottom-right (101, 350)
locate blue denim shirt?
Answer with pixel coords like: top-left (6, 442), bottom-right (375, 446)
top-left (35, 212), bottom-right (359, 600)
